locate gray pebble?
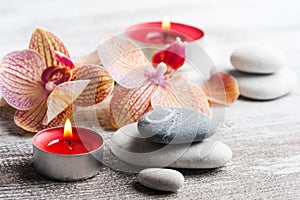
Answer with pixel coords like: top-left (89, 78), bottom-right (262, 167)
top-left (138, 107), bottom-right (213, 144)
top-left (138, 168), bottom-right (184, 192)
top-left (110, 123), bottom-right (232, 168)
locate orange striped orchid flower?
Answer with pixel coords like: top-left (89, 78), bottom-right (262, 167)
top-left (0, 28), bottom-right (114, 132)
top-left (98, 36), bottom-right (210, 128)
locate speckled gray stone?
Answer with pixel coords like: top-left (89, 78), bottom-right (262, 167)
top-left (230, 46), bottom-right (287, 74)
top-left (110, 123), bottom-right (232, 168)
top-left (229, 68), bottom-right (297, 100)
top-left (138, 168), bottom-right (184, 192)
top-left (137, 108), bottom-right (212, 144)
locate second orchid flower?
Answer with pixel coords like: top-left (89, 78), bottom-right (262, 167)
top-left (97, 36), bottom-right (210, 128)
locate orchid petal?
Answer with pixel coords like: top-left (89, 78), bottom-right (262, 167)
top-left (117, 65), bottom-right (149, 89)
top-left (44, 80), bottom-right (90, 125)
top-left (72, 65), bottom-right (114, 107)
top-left (0, 50), bottom-right (46, 110)
top-left (110, 82), bottom-right (158, 128)
top-left (97, 35), bottom-right (150, 88)
top-left (202, 72), bottom-right (240, 106)
top-left (29, 28), bottom-right (70, 68)
top-left (163, 73), bottom-right (210, 115)
top-left (152, 37), bottom-right (186, 71)
top-left (54, 51), bottom-right (75, 69)
top-left (0, 92), bottom-right (6, 106)
top-left (152, 84), bottom-right (210, 115)
top-left (75, 50), bottom-right (101, 67)
top-left (189, 84), bottom-right (211, 115)
top-left (151, 86), bottom-right (181, 108)
top-left (14, 96), bottom-right (73, 132)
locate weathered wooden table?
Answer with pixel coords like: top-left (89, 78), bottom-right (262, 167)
top-left (1, 0), bottom-right (299, 199)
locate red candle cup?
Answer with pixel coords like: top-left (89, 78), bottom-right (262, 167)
top-left (33, 119), bottom-right (104, 181)
top-left (125, 20), bottom-right (204, 58)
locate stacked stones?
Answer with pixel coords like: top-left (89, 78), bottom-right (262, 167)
top-left (110, 107), bottom-right (232, 192)
top-left (230, 46), bottom-right (297, 100)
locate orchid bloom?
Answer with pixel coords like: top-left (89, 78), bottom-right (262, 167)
top-left (152, 37), bottom-right (239, 106)
top-left (0, 28), bottom-right (114, 132)
top-left (97, 36), bottom-right (210, 128)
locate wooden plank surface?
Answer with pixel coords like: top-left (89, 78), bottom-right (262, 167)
top-left (1, 0), bottom-right (300, 199)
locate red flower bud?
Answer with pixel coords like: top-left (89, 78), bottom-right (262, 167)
top-left (54, 50), bottom-right (75, 69)
top-left (152, 37), bottom-right (186, 71)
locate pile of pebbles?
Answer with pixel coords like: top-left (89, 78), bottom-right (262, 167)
top-left (110, 107), bottom-right (232, 192)
top-left (230, 46), bottom-right (297, 100)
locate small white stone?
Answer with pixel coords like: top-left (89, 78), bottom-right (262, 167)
top-left (229, 68), bottom-right (297, 100)
top-left (110, 123), bottom-right (232, 168)
top-left (230, 46), bottom-right (287, 74)
top-left (138, 168), bottom-right (184, 192)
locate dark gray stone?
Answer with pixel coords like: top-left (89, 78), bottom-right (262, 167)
top-left (137, 108), bottom-right (212, 144)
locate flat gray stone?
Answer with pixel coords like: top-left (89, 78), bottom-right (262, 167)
top-left (138, 168), bottom-right (184, 192)
top-left (110, 123), bottom-right (232, 168)
top-left (230, 46), bottom-right (287, 74)
top-left (229, 68), bottom-right (297, 100)
top-left (138, 108), bottom-right (212, 144)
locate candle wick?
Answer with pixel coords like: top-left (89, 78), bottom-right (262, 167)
top-left (163, 32), bottom-right (168, 40)
top-left (64, 139), bottom-right (72, 147)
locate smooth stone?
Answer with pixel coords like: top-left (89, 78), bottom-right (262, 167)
top-left (110, 123), bottom-right (232, 168)
top-left (138, 168), bottom-right (184, 192)
top-left (229, 68), bottom-right (297, 100)
top-left (138, 107), bottom-right (212, 144)
top-left (230, 46), bottom-right (287, 74)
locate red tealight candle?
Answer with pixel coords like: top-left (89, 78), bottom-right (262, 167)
top-left (43, 119), bottom-right (95, 154)
top-left (125, 18), bottom-right (204, 45)
top-left (33, 119), bottom-right (104, 181)
top-left (125, 18), bottom-right (204, 59)
top-left (126, 18), bottom-right (213, 84)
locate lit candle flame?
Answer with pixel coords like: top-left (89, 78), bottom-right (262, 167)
top-left (64, 118), bottom-right (72, 139)
top-left (162, 17), bottom-right (171, 30)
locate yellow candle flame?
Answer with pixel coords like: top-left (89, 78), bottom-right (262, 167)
top-left (64, 118), bottom-right (72, 139)
top-left (162, 17), bottom-right (171, 30)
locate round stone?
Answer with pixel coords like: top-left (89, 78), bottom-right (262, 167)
top-left (230, 46), bottom-right (287, 74)
top-left (138, 107), bottom-right (213, 144)
top-left (110, 123), bottom-right (232, 168)
top-left (138, 168), bottom-right (184, 192)
top-left (229, 68), bottom-right (297, 100)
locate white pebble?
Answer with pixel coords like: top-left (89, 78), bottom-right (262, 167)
top-left (229, 68), bottom-right (297, 100)
top-left (230, 46), bottom-right (287, 74)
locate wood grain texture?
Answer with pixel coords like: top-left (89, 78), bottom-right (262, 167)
top-left (1, 0), bottom-right (300, 199)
